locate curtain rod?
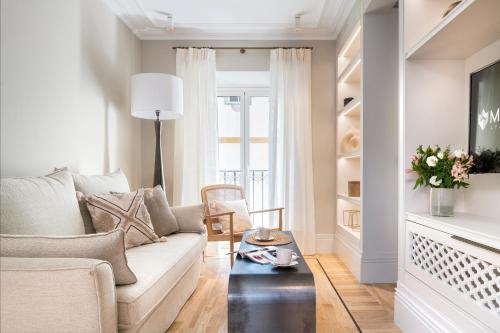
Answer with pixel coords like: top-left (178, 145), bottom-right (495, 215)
top-left (172, 46), bottom-right (313, 51)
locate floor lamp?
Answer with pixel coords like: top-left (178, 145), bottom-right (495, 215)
top-left (131, 73), bottom-right (183, 189)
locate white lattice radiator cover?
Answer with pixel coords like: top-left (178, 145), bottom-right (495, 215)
top-left (410, 232), bottom-right (500, 316)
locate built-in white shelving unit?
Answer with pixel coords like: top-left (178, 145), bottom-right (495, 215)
top-left (337, 150), bottom-right (360, 159)
top-left (337, 19), bottom-right (362, 245)
top-left (396, 0), bottom-right (500, 331)
top-left (405, 0), bottom-right (500, 60)
top-left (335, 0), bottom-right (398, 283)
top-left (337, 194), bottom-right (360, 205)
top-left (337, 99), bottom-right (361, 117)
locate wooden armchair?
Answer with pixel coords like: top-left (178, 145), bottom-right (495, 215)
top-left (201, 184), bottom-right (283, 267)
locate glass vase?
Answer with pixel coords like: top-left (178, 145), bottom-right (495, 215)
top-left (429, 188), bottom-right (455, 217)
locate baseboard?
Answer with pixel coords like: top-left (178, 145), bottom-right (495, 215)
top-left (360, 256), bottom-right (398, 283)
top-left (316, 233), bottom-right (335, 253)
top-left (334, 232), bottom-right (361, 280)
top-left (395, 280), bottom-right (494, 333)
top-left (395, 283), bottom-right (448, 333)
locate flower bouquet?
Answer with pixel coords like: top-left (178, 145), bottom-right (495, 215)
top-left (409, 145), bottom-right (473, 216)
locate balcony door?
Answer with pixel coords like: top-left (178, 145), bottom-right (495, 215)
top-left (217, 88), bottom-right (271, 224)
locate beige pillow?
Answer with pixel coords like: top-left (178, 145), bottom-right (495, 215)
top-left (143, 186), bottom-right (179, 236)
top-left (0, 170), bottom-right (85, 235)
top-left (171, 204), bottom-right (206, 234)
top-left (76, 191), bottom-right (96, 234)
top-left (0, 229), bottom-right (136, 285)
top-left (86, 188), bottom-right (164, 249)
top-left (213, 199), bottom-right (252, 234)
top-left (73, 169), bottom-right (130, 195)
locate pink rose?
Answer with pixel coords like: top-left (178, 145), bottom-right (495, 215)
top-left (410, 155), bottom-right (418, 162)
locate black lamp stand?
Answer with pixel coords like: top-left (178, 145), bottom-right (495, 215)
top-left (153, 110), bottom-right (165, 189)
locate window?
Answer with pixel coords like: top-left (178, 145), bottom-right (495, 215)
top-left (217, 88), bottom-right (271, 224)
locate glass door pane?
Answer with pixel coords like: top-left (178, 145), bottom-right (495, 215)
top-left (247, 94), bottom-right (271, 226)
top-left (217, 95), bottom-right (242, 185)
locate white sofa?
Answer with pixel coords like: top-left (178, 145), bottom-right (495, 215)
top-left (0, 171), bottom-right (207, 333)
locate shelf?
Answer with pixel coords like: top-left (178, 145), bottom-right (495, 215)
top-left (338, 53), bottom-right (361, 83)
top-left (337, 194), bottom-right (360, 205)
top-left (406, 212), bottom-right (500, 251)
top-left (337, 222), bottom-right (361, 240)
top-left (338, 23), bottom-right (361, 59)
top-left (406, 0), bottom-right (500, 60)
top-left (338, 98), bottom-right (361, 117)
top-left (337, 151), bottom-right (360, 159)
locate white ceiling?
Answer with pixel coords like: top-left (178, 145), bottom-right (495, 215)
top-left (104, 0), bottom-right (355, 40)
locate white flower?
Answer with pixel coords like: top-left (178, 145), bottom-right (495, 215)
top-left (426, 156), bottom-right (438, 167)
top-left (454, 149), bottom-right (465, 158)
top-left (437, 152), bottom-right (444, 159)
top-left (429, 176), bottom-right (442, 187)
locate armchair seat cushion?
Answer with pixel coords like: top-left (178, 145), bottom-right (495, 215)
top-left (116, 233), bottom-right (207, 328)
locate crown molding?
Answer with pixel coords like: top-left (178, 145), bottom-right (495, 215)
top-left (136, 29), bottom-right (336, 41)
top-left (331, 0), bottom-right (355, 39)
top-left (104, 0), bottom-right (341, 40)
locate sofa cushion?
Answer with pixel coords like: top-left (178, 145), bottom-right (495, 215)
top-left (0, 170), bottom-right (85, 235)
top-left (116, 233), bottom-right (207, 328)
top-left (86, 189), bottom-right (164, 249)
top-left (73, 169), bottom-right (130, 195)
top-left (143, 186), bottom-right (179, 237)
top-left (171, 204), bottom-right (206, 234)
top-left (0, 229), bottom-right (137, 285)
top-left (76, 191), bottom-right (96, 234)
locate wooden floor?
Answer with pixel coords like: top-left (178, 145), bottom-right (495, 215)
top-left (167, 254), bottom-right (400, 333)
top-left (317, 255), bottom-right (401, 333)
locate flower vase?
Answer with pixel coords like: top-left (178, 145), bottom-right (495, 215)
top-left (429, 188), bottom-right (455, 217)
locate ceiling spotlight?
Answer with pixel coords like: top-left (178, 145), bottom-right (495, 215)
top-left (153, 10), bottom-right (175, 32)
top-left (166, 14), bottom-right (174, 32)
top-left (295, 14), bottom-right (302, 32)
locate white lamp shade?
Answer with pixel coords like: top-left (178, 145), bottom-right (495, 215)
top-left (131, 73), bottom-right (183, 120)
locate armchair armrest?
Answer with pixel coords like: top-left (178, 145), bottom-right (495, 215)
top-left (1, 257), bottom-right (117, 333)
top-left (248, 207), bottom-right (284, 215)
top-left (204, 211), bottom-right (235, 219)
top-left (248, 207), bottom-right (284, 230)
top-left (204, 211), bottom-right (236, 237)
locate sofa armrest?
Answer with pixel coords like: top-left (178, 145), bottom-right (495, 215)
top-left (1, 257), bottom-right (117, 333)
top-left (171, 204), bottom-right (207, 234)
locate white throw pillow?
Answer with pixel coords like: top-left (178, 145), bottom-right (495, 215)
top-left (213, 199), bottom-right (252, 234)
top-left (0, 170), bottom-right (85, 235)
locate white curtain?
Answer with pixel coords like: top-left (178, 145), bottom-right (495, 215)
top-left (174, 48), bottom-right (218, 205)
top-left (269, 48), bottom-right (316, 254)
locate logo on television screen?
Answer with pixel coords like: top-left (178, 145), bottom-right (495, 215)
top-left (478, 108), bottom-right (500, 130)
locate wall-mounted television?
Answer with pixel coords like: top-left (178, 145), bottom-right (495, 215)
top-left (469, 59), bottom-right (500, 173)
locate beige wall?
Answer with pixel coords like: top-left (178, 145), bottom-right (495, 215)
top-left (1, 0), bottom-right (142, 188)
top-left (140, 40), bottom-right (337, 235)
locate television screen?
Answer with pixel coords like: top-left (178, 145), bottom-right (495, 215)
top-left (469, 60), bottom-right (500, 173)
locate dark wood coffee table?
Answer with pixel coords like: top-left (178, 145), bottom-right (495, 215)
top-left (228, 230), bottom-right (316, 333)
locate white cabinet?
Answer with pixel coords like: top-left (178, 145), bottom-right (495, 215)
top-left (400, 213), bottom-right (500, 332)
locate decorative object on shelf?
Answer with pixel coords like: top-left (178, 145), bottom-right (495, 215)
top-left (343, 97), bottom-right (354, 106)
top-left (348, 181), bottom-right (360, 197)
top-left (131, 73), bottom-right (183, 189)
top-left (340, 128), bottom-right (360, 154)
top-left (408, 145), bottom-right (473, 217)
top-left (343, 210), bottom-right (360, 229)
top-left (442, 1), bottom-right (462, 18)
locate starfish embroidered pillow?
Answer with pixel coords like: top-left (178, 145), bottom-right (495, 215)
top-left (86, 188), bottom-right (165, 249)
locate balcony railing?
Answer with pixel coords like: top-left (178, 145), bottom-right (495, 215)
top-left (218, 170), bottom-right (269, 223)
